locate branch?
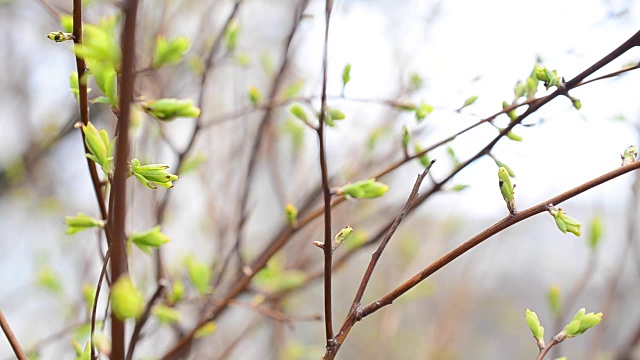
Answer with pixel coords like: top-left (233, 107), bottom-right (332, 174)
top-left (332, 160), bottom-right (640, 350)
top-left (0, 310), bottom-right (27, 360)
top-left (109, 0), bottom-right (140, 357)
top-left (317, 0), bottom-right (335, 354)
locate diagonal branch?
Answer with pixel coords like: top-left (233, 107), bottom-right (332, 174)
top-left (0, 310), bottom-right (27, 360)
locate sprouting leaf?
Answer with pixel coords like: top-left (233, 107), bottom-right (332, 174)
top-left (223, 20), bottom-right (240, 51)
top-left (151, 305), bottom-right (181, 325)
top-left (460, 95), bottom-right (478, 110)
top-left (281, 80), bottom-right (304, 99)
top-left (415, 103), bottom-right (434, 122)
top-left (111, 276), bottom-right (144, 320)
top-left (129, 226), bottom-right (171, 255)
top-left (179, 152), bottom-right (207, 175)
top-left (195, 321), bottom-right (217, 338)
top-left (185, 256), bottom-right (212, 296)
top-left (36, 266), bottom-right (62, 294)
top-left (65, 212), bottom-right (104, 234)
top-left (152, 35), bottom-right (190, 69)
top-left (341, 63), bottom-right (351, 89)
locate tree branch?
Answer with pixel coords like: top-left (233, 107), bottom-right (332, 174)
top-left (0, 310), bottom-right (27, 360)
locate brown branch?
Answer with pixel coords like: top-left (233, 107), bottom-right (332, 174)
top-left (126, 282), bottom-right (166, 360)
top-left (537, 337), bottom-right (560, 360)
top-left (331, 160), bottom-right (640, 353)
top-left (344, 161), bottom-right (434, 323)
top-left (109, 0), bottom-right (140, 358)
top-left (91, 250), bottom-right (109, 360)
top-left (317, 0), bottom-right (335, 354)
top-left (0, 310), bottom-right (27, 360)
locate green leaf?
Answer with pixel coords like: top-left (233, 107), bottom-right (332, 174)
top-left (82, 283), bottom-right (96, 313)
top-left (111, 276), bottom-right (144, 320)
top-left (588, 216), bottom-right (604, 251)
top-left (525, 309), bottom-right (545, 341)
top-left (151, 305), bottom-right (181, 325)
top-left (408, 73), bottom-right (423, 91)
top-left (74, 19), bottom-right (121, 67)
top-left (344, 229), bottom-right (367, 251)
top-left (141, 98), bottom-right (201, 121)
top-left (289, 103), bottom-right (309, 123)
top-left (195, 321), bottom-right (217, 338)
top-left (186, 256), bottom-right (212, 296)
top-left (548, 285), bottom-right (561, 317)
top-left (285, 203), bottom-right (298, 227)
top-left (414, 144), bottom-right (430, 168)
top-left (248, 86), bottom-right (262, 106)
top-left (130, 158), bottom-right (179, 189)
top-left (415, 102), bottom-right (434, 122)
top-left (223, 20), bottom-right (240, 51)
top-left (36, 266), bottom-right (62, 294)
top-left (281, 80), bottom-right (304, 99)
top-left (339, 179), bottom-right (390, 199)
top-left (460, 95), bottom-right (478, 109)
top-left (341, 63), bottom-right (351, 89)
top-left (152, 35), bottom-right (190, 69)
top-left (65, 212), bottom-right (104, 234)
top-left (494, 159), bottom-right (515, 177)
top-left (281, 118), bottom-right (305, 152)
top-left (178, 152), bottom-right (207, 175)
top-left (130, 226), bottom-right (170, 255)
top-left (168, 280), bottom-right (185, 304)
top-left (450, 184), bottom-right (469, 192)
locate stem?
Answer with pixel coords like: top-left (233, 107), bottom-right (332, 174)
top-left (0, 310), bottom-right (27, 360)
top-left (318, 0), bottom-right (335, 352)
top-left (537, 338), bottom-right (559, 360)
top-left (109, 0), bottom-right (139, 358)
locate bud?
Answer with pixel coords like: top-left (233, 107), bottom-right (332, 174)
top-left (248, 86), bottom-right (262, 106)
top-left (415, 102), bottom-right (434, 122)
top-left (151, 305), bottom-right (181, 325)
top-left (414, 144), bottom-right (430, 168)
top-left (395, 100), bottom-right (417, 111)
top-left (548, 205), bottom-right (581, 237)
top-left (621, 145), bottom-right (638, 166)
top-left (130, 158), bottom-right (179, 189)
top-left (141, 98), bottom-right (201, 121)
top-left (332, 226), bottom-right (353, 251)
top-left (129, 226), bottom-right (171, 254)
top-left (152, 35), bottom-right (190, 69)
top-left (548, 285), bottom-right (561, 317)
top-left (502, 101), bottom-right (518, 121)
top-left (65, 212), bottom-right (105, 234)
top-left (111, 276), bottom-right (144, 320)
top-left (498, 167), bottom-right (516, 215)
top-left (338, 179), bottom-right (390, 199)
top-left (47, 31), bottom-right (74, 42)
top-left (588, 216), bottom-right (604, 251)
top-left (195, 321), bottom-right (217, 339)
top-left (290, 103), bottom-right (309, 122)
top-left (402, 125), bottom-right (410, 149)
top-left (284, 203), bottom-right (298, 227)
top-left (460, 95), bottom-right (478, 109)
top-left (341, 63), bottom-right (351, 89)
top-left (494, 159), bottom-right (515, 177)
top-left (525, 309), bottom-right (545, 345)
top-left (563, 308), bottom-right (603, 338)
top-left (82, 121), bottom-right (114, 175)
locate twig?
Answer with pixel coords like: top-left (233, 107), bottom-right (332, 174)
top-left (537, 337), bottom-right (560, 360)
top-left (330, 160), bottom-right (640, 355)
top-left (0, 310), bottom-right (27, 360)
top-left (91, 250), bottom-right (110, 360)
top-left (126, 282), bottom-right (166, 360)
top-left (317, 0), bottom-right (335, 354)
top-left (109, 0), bottom-right (140, 357)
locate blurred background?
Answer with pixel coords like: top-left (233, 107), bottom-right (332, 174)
top-left (1, 0), bottom-right (640, 359)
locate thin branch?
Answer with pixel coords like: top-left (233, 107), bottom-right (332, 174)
top-left (537, 337), bottom-right (560, 360)
top-left (91, 250), bottom-right (109, 360)
top-left (126, 282), bottom-right (166, 360)
top-left (332, 160), bottom-right (640, 352)
top-left (109, 0), bottom-right (140, 357)
top-left (318, 0), bottom-right (335, 353)
top-left (0, 310), bottom-right (27, 360)
top-left (345, 161), bottom-right (434, 322)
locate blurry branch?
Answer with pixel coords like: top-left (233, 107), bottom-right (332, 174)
top-left (34, 0), bottom-right (60, 19)
top-left (0, 310), bottom-right (27, 360)
top-left (317, 0), bottom-right (335, 354)
top-left (126, 282), bottom-right (166, 360)
top-left (331, 161), bottom-right (640, 357)
top-left (90, 250), bottom-right (109, 360)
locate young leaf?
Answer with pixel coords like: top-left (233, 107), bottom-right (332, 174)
top-left (129, 226), bottom-right (171, 255)
top-left (415, 102), bottom-right (434, 122)
top-left (151, 305), bottom-right (181, 325)
top-left (341, 63), bottom-right (351, 89)
top-left (186, 256), bottom-right (212, 296)
top-left (65, 212), bottom-right (104, 234)
top-left (460, 95), bottom-right (478, 110)
top-left (141, 98), bottom-right (201, 121)
top-left (130, 158), bottom-right (178, 189)
top-left (223, 20), bottom-right (240, 51)
top-left (195, 321), bottom-right (217, 338)
top-left (152, 35), bottom-right (190, 69)
top-left (111, 276), bottom-right (144, 320)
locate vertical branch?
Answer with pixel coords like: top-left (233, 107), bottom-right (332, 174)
top-left (109, 0), bottom-right (139, 358)
top-left (0, 310), bottom-right (27, 360)
top-left (317, 0), bottom-right (335, 353)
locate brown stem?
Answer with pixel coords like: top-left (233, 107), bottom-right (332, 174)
top-left (91, 250), bottom-right (109, 360)
top-left (318, 0), bottom-right (335, 353)
top-left (126, 282), bottom-right (166, 360)
top-left (109, 0), bottom-right (139, 358)
top-left (537, 338), bottom-right (560, 360)
top-left (0, 310), bottom-right (27, 360)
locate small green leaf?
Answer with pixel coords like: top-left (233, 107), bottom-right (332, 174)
top-left (223, 20), bottom-right (240, 51)
top-left (408, 73), bottom-right (423, 91)
top-left (549, 206), bottom-right (581, 237)
top-left (494, 159), bottom-right (515, 177)
top-left (152, 35), bottom-right (190, 69)
top-left (195, 321), bottom-right (217, 338)
top-left (47, 31), bottom-right (74, 42)
top-left (415, 102), bottom-right (434, 122)
top-left (548, 285), bottom-right (561, 317)
top-left (460, 95), bottom-right (478, 109)
top-left (450, 184), bottom-right (469, 192)
top-left (179, 152), bottom-right (207, 175)
top-left (60, 15), bottom-right (73, 33)
top-left (65, 212), bottom-right (104, 234)
top-left (525, 309), bottom-right (545, 342)
top-left (111, 276), bottom-right (144, 320)
top-left (289, 103), bottom-right (309, 123)
top-left (588, 216), bottom-right (604, 251)
top-left (130, 158), bottom-right (178, 189)
top-left (414, 144), bottom-right (430, 168)
top-left (344, 230), bottom-right (367, 251)
top-left (341, 63), bottom-right (351, 89)
top-left (151, 305), bottom-right (181, 325)
top-left (82, 283), bottom-right (96, 313)
top-left (141, 98), bottom-right (201, 121)
top-left (338, 179), bottom-right (390, 199)
top-left (498, 167), bottom-right (516, 214)
top-left (401, 125), bottom-right (410, 149)
top-left (248, 86), bottom-right (262, 106)
top-left (168, 280), bottom-right (185, 304)
top-left (186, 256), bottom-right (212, 296)
top-left (129, 226), bottom-right (171, 255)
top-left (281, 80), bottom-right (304, 99)
top-left (36, 266), bottom-right (62, 294)
top-left (285, 203), bottom-right (298, 227)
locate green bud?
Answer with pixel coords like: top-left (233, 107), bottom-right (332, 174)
top-left (60, 15), bottom-right (73, 33)
top-left (248, 86), bottom-right (262, 106)
top-left (82, 121), bottom-right (114, 175)
top-left (588, 216), bottom-right (604, 251)
top-left (281, 79), bottom-right (304, 99)
top-left (415, 102), bottom-right (434, 122)
top-left (402, 125), bottom-right (410, 149)
top-left (195, 321), bottom-right (217, 339)
top-left (525, 309), bottom-right (545, 342)
top-left (47, 31), bottom-right (74, 42)
top-left (141, 98), bottom-right (201, 121)
top-left (72, 341), bottom-right (91, 360)
top-left (450, 184), bottom-right (470, 192)
top-left (461, 95), bottom-right (478, 109)
top-left (223, 20), bottom-right (240, 52)
top-left (111, 276), bottom-right (144, 320)
top-left (571, 97), bottom-right (582, 110)
top-left (332, 226), bottom-right (353, 251)
top-left (130, 158), bottom-right (179, 189)
top-left (409, 73), bottom-right (424, 91)
top-left (152, 35), bottom-right (190, 69)
top-left (290, 103), bottom-right (309, 122)
top-left (168, 280), bottom-right (185, 304)
top-left (548, 285), bottom-right (562, 317)
top-left (414, 144), bottom-right (430, 168)
top-left (130, 226), bottom-right (171, 254)
top-left (328, 108), bottom-right (346, 121)
top-left (548, 206), bottom-right (581, 237)
top-left (151, 305), bottom-right (181, 325)
top-left (36, 266), bottom-right (62, 294)
top-left (342, 63), bottom-right (351, 89)
top-left (526, 76), bottom-right (538, 99)
top-left (338, 179), bottom-right (390, 199)
top-left (285, 203), bottom-right (298, 227)
top-left (65, 212), bottom-right (104, 234)
top-left (514, 80), bottom-right (527, 99)
top-left (494, 159), bottom-right (515, 177)
top-left (186, 256), bottom-right (212, 296)
top-left (498, 127), bottom-right (523, 141)
top-left (563, 308), bottom-right (602, 338)
top-left (498, 167), bottom-right (516, 215)
top-left (502, 101), bottom-right (518, 121)
top-left (621, 145), bottom-right (638, 166)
